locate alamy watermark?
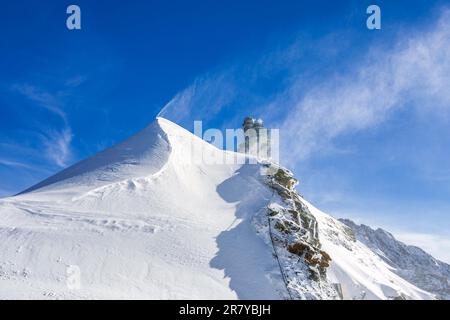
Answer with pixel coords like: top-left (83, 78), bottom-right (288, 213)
top-left (174, 117), bottom-right (281, 169)
top-left (66, 5), bottom-right (81, 30)
top-left (65, 5), bottom-right (382, 32)
top-left (367, 5), bottom-right (381, 30)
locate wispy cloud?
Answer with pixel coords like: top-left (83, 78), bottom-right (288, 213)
top-left (12, 84), bottom-right (73, 167)
top-left (279, 8), bottom-right (450, 164)
top-left (65, 75), bottom-right (87, 88)
top-left (40, 128), bottom-right (73, 167)
top-left (159, 8), bottom-right (450, 165)
top-left (12, 84), bottom-right (67, 121)
top-left (0, 158), bottom-right (33, 169)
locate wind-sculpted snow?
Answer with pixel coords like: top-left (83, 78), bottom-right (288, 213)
top-left (0, 118), bottom-right (283, 299)
top-left (20, 120), bottom-right (172, 197)
top-left (0, 117), bottom-right (441, 299)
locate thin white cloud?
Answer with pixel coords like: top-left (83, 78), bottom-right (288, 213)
top-left (279, 8), bottom-right (450, 164)
top-left (65, 75), bottom-right (87, 88)
top-left (12, 84), bottom-right (67, 121)
top-left (40, 128), bottom-right (73, 167)
top-left (12, 84), bottom-right (73, 167)
top-left (158, 8), bottom-right (450, 166)
top-left (0, 158), bottom-right (33, 169)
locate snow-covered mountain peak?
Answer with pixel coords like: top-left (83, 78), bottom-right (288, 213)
top-left (0, 117), bottom-right (444, 299)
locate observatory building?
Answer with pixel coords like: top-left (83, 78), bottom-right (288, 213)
top-left (240, 116), bottom-right (272, 159)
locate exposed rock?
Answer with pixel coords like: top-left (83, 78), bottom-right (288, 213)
top-left (253, 163), bottom-right (339, 299)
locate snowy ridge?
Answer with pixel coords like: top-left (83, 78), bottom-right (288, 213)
top-left (0, 118), bottom-right (285, 299)
top-left (20, 119), bottom-right (172, 198)
top-left (0, 117), bottom-right (441, 299)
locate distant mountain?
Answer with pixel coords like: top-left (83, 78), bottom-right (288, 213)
top-left (0, 117), bottom-right (443, 299)
top-left (340, 219), bottom-right (450, 299)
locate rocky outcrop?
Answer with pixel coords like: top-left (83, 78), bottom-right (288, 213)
top-left (253, 162), bottom-right (340, 299)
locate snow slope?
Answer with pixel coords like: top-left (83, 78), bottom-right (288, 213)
top-left (304, 202), bottom-right (433, 299)
top-left (0, 117), bottom-right (438, 299)
top-left (0, 118), bottom-right (286, 299)
top-left (340, 219), bottom-right (450, 300)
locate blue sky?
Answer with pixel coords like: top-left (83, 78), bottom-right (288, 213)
top-left (1, 1), bottom-right (450, 261)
